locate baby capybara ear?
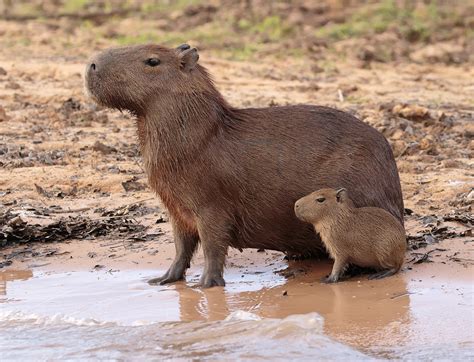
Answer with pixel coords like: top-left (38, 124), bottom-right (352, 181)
top-left (336, 188), bottom-right (347, 203)
top-left (176, 44), bottom-right (191, 52)
top-left (179, 47), bottom-right (199, 71)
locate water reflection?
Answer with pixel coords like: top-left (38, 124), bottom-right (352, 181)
top-left (173, 259), bottom-right (410, 352)
top-left (0, 270), bottom-right (33, 297)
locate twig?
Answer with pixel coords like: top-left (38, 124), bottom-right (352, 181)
top-left (49, 207), bottom-right (92, 214)
top-left (48, 197), bottom-right (155, 214)
top-left (337, 89), bottom-right (344, 102)
top-left (390, 291), bottom-right (412, 300)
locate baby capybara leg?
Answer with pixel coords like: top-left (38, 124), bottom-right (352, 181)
top-left (148, 220), bottom-right (199, 285)
top-left (322, 257), bottom-right (348, 284)
top-left (368, 268), bottom-right (398, 280)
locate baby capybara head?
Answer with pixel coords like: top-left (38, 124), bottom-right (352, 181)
top-left (85, 44), bottom-right (203, 114)
top-left (294, 188), bottom-right (350, 223)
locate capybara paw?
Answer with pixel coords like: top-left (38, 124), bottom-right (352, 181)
top-left (199, 274), bottom-right (225, 288)
top-left (148, 272), bottom-right (184, 285)
top-left (321, 275), bottom-right (339, 284)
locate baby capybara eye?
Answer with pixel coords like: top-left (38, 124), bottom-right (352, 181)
top-left (316, 197), bottom-right (325, 203)
top-left (145, 58), bottom-right (160, 66)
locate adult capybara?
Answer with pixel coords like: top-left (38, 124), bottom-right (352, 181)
top-left (295, 188), bottom-right (406, 283)
top-left (85, 44), bottom-right (404, 288)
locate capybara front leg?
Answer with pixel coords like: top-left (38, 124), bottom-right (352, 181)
top-left (197, 221), bottom-right (228, 288)
top-left (148, 219), bottom-right (199, 285)
top-left (322, 257), bottom-right (347, 284)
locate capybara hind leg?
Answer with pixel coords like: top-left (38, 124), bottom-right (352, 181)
top-left (149, 220), bottom-right (199, 285)
top-left (197, 220), bottom-right (229, 288)
top-left (322, 257), bottom-right (347, 284)
top-left (199, 243), bottom-right (227, 288)
top-left (368, 268), bottom-right (398, 280)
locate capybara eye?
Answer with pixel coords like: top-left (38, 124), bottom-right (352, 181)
top-left (145, 58), bottom-right (161, 67)
top-left (316, 197), bottom-right (325, 203)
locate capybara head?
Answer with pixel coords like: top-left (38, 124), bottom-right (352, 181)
top-left (294, 188), bottom-right (350, 223)
top-left (85, 43), bottom-right (206, 114)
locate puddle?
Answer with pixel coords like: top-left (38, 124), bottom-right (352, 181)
top-left (1, 239), bottom-right (473, 359)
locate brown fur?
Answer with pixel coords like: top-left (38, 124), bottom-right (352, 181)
top-left (85, 44), bottom-right (404, 288)
top-left (295, 188), bottom-right (406, 283)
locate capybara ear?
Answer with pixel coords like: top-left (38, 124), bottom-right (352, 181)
top-left (176, 44), bottom-right (191, 52)
top-left (336, 188), bottom-right (347, 203)
top-left (179, 47), bottom-right (199, 71)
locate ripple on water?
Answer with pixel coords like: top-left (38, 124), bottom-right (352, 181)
top-left (0, 311), bottom-right (370, 360)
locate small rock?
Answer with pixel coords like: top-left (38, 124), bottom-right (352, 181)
top-left (419, 135), bottom-right (438, 154)
top-left (5, 81), bottom-right (21, 90)
top-left (282, 290), bottom-right (288, 296)
top-left (443, 159), bottom-right (462, 168)
top-left (156, 216), bottom-right (166, 224)
top-left (405, 125), bottom-right (414, 135)
top-left (392, 104), bottom-right (431, 122)
top-left (92, 141), bottom-right (116, 155)
top-left (391, 140), bottom-right (408, 158)
top-left (390, 129), bottom-right (405, 141)
top-left (7, 215), bottom-right (25, 227)
top-left (122, 176), bottom-right (147, 192)
top-left (0, 67), bottom-right (7, 76)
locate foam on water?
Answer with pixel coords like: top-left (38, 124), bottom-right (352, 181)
top-left (0, 310), bottom-right (111, 326)
top-left (0, 310), bottom-right (368, 360)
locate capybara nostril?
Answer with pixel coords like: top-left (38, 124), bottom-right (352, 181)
top-left (90, 63), bottom-right (96, 71)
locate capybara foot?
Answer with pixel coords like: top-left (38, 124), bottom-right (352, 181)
top-left (148, 268), bottom-right (184, 285)
top-left (321, 274), bottom-right (340, 284)
top-left (368, 268), bottom-right (397, 280)
top-left (199, 273), bottom-right (225, 288)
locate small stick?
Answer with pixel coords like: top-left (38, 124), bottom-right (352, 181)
top-left (337, 89), bottom-right (344, 102)
top-left (49, 197), bottom-right (155, 214)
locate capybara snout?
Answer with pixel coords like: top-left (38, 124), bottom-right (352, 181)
top-left (294, 188), bottom-right (347, 224)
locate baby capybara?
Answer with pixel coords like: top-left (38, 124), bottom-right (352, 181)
top-left (85, 44), bottom-right (404, 288)
top-left (295, 188), bottom-right (406, 283)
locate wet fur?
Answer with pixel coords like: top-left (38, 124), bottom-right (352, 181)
top-left (85, 44), bottom-right (404, 287)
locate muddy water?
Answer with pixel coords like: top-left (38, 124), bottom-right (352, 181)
top-left (1, 240), bottom-right (473, 360)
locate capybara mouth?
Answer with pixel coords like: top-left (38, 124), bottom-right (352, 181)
top-left (84, 64), bottom-right (127, 111)
top-left (294, 206), bottom-right (308, 223)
